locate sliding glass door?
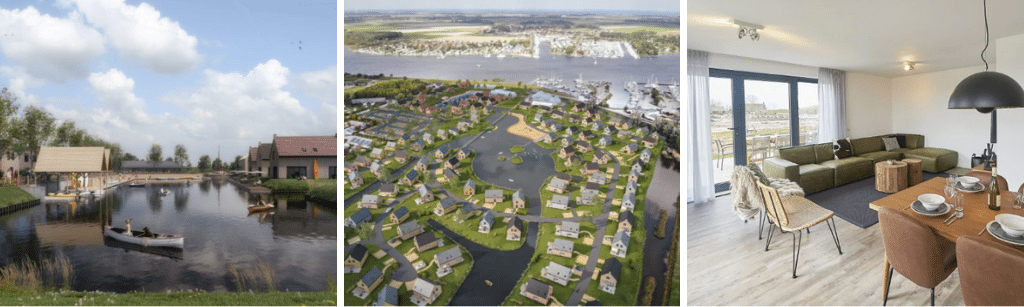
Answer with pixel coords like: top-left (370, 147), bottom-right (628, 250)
top-left (709, 69), bottom-right (817, 192)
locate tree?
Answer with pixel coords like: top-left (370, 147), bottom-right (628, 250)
top-left (212, 157), bottom-right (223, 171)
top-left (0, 88), bottom-right (21, 159)
top-left (148, 144), bottom-right (162, 164)
top-left (233, 155), bottom-right (243, 171)
top-left (173, 144), bottom-right (189, 167)
top-left (123, 153), bottom-right (139, 161)
top-left (198, 155), bottom-right (211, 172)
top-left (53, 121), bottom-right (76, 147)
top-left (356, 222), bottom-right (375, 240)
top-left (15, 105), bottom-right (56, 163)
top-left (452, 207), bottom-right (467, 224)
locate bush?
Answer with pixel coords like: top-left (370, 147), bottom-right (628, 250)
top-left (640, 276), bottom-right (656, 305)
top-left (655, 210), bottom-right (668, 239)
top-left (510, 157), bottom-right (523, 164)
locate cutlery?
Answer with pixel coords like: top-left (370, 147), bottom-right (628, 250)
top-left (979, 227), bottom-right (988, 236)
top-left (942, 211), bottom-right (958, 224)
top-left (942, 212), bottom-right (957, 224)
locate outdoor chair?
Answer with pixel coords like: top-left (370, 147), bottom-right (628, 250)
top-left (956, 235), bottom-right (1024, 306)
top-left (878, 207), bottom-right (957, 306)
top-left (756, 181), bottom-right (842, 278)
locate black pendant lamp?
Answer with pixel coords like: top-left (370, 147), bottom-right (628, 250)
top-left (948, 0), bottom-right (1024, 164)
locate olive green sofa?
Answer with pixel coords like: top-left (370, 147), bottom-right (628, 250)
top-left (762, 134), bottom-right (958, 194)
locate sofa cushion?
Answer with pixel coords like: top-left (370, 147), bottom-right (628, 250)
top-left (906, 147), bottom-right (958, 173)
top-left (890, 148), bottom-right (913, 154)
top-left (850, 136), bottom-right (884, 156)
top-left (894, 135), bottom-right (907, 148)
top-left (820, 157), bottom-right (874, 186)
top-left (798, 164), bottom-right (834, 194)
top-left (904, 134), bottom-right (924, 149)
top-left (858, 151), bottom-right (904, 164)
top-left (813, 143), bottom-right (835, 164)
top-left (748, 163), bottom-right (771, 185)
top-left (833, 139), bottom-right (853, 159)
top-left (779, 145), bottom-right (816, 166)
top-left (882, 137), bottom-right (901, 151)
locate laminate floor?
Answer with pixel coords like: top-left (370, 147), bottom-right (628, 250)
top-left (686, 193), bottom-right (965, 306)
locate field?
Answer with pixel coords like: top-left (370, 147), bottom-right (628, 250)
top-left (601, 25), bottom-right (680, 35)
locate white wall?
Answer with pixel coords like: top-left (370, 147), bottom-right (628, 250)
top-left (846, 72), bottom-right (892, 138)
top-left (996, 33), bottom-right (1024, 185)
top-left (708, 53), bottom-right (893, 140)
top-left (891, 65), bottom-right (993, 177)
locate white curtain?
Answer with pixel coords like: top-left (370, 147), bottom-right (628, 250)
top-left (817, 68), bottom-right (847, 142)
top-left (687, 49), bottom-right (715, 203)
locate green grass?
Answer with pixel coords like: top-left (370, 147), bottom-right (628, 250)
top-left (308, 183), bottom-right (337, 202)
top-left (345, 172), bottom-right (380, 197)
top-left (510, 145), bottom-right (524, 153)
top-left (0, 186), bottom-right (36, 208)
top-left (501, 221), bottom-right (594, 306)
top-left (510, 157), bottom-right (523, 164)
top-left (263, 179), bottom-right (335, 193)
top-left (607, 26), bottom-right (678, 34)
top-left (433, 215), bottom-right (527, 251)
top-left (0, 287), bottom-right (337, 306)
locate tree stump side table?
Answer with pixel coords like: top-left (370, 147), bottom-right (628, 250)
top-left (875, 161), bottom-right (908, 193)
top-left (903, 158), bottom-right (923, 186)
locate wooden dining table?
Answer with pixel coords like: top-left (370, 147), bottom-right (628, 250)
top-left (869, 177), bottom-right (1024, 300)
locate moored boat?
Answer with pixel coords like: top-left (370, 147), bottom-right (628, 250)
top-left (248, 201), bottom-right (274, 212)
top-left (128, 181), bottom-right (145, 187)
top-left (103, 226), bottom-right (184, 248)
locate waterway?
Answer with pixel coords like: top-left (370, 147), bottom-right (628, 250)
top-left (639, 155), bottom-right (681, 305)
top-left (0, 180), bottom-right (336, 293)
top-left (343, 45), bottom-right (680, 109)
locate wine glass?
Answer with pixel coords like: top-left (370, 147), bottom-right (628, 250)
top-left (948, 174), bottom-right (959, 189)
top-left (944, 185), bottom-right (960, 211)
top-left (1015, 192), bottom-right (1023, 210)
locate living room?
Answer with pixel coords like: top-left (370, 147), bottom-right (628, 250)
top-left (687, 1), bottom-right (1024, 305)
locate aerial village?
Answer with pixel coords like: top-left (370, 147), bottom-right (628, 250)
top-left (343, 76), bottom-right (668, 306)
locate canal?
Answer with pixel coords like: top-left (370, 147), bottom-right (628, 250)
top-left (0, 179), bottom-right (336, 293)
top-left (638, 155), bottom-right (681, 305)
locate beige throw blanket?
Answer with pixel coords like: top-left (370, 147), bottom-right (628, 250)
top-left (731, 166), bottom-right (804, 221)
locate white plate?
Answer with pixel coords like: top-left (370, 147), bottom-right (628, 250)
top-left (910, 200), bottom-right (951, 216)
top-left (955, 181), bottom-right (985, 193)
top-left (987, 221), bottom-right (1024, 246)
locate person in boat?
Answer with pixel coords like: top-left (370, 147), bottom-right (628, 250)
top-left (141, 227), bottom-right (154, 238)
top-left (124, 219), bottom-right (132, 235)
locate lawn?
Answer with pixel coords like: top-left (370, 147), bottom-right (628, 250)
top-left (510, 145), bottom-right (524, 153)
top-left (582, 198), bottom-right (646, 307)
top-left (510, 157), bottom-right (523, 164)
top-left (433, 213), bottom-right (527, 251)
top-left (402, 226), bottom-right (474, 306)
top-left (538, 179), bottom-right (574, 219)
top-left (344, 172), bottom-right (379, 197)
top-left (0, 186), bottom-right (36, 208)
top-left (501, 222), bottom-right (594, 306)
top-left (343, 245), bottom-right (395, 306)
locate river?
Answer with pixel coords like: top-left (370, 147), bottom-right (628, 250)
top-left (343, 45), bottom-right (680, 109)
top-left (0, 180), bottom-right (336, 292)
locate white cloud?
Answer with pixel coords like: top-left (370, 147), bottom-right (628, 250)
top-left (61, 0), bottom-right (202, 75)
top-left (87, 68), bottom-right (150, 123)
top-left (290, 66), bottom-right (337, 104)
top-left (0, 6), bottom-right (106, 82)
top-left (0, 66), bottom-right (45, 105)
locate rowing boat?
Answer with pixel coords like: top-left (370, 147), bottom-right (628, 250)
top-left (103, 226), bottom-right (184, 248)
top-left (248, 202), bottom-right (275, 212)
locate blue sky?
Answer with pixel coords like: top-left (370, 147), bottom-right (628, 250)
top-left (0, 0), bottom-right (337, 164)
top-left (344, 0), bottom-right (681, 13)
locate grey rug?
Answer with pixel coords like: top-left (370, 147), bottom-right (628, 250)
top-left (805, 172), bottom-right (946, 228)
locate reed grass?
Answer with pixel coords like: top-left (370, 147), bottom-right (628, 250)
top-left (0, 254), bottom-right (73, 291)
top-left (228, 260), bottom-right (277, 292)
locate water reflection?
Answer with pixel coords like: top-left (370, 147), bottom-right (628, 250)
top-left (0, 181), bottom-right (336, 292)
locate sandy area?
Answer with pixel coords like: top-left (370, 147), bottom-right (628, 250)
top-left (507, 113), bottom-right (548, 140)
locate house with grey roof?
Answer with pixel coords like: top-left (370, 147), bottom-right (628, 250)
top-left (547, 194), bottom-right (571, 210)
top-left (621, 191), bottom-right (637, 212)
top-left (414, 231), bottom-right (438, 252)
top-left (580, 182), bottom-right (601, 205)
top-left (359, 195), bottom-right (381, 209)
top-left (459, 203), bottom-right (479, 218)
top-left (543, 132), bottom-right (558, 143)
top-left (556, 221), bottom-right (580, 238)
top-left (577, 141), bottom-right (592, 153)
top-left (534, 113), bottom-right (544, 122)
top-left (443, 167), bottom-right (460, 183)
top-left (436, 128), bottom-right (447, 140)
top-left (354, 155), bottom-right (372, 167)
top-left (507, 216), bottom-right (523, 241)
top-left (551, 122), bottom-right (563, 132)
top-left (632, 159), bottom-right (644, 173)
top-left (396, 220), bottom-right (424, 241)
top-left (512, 190), bottom-right (525, 208)
top-left (464, 180), bottom-right (477, 196)
top-left (448, 127), bottom-right (459, 138)
top-left (391, 206), bottom-right (410, 224)
top-left (547, 238), bottom-right (574, 258)
top-left (625, 180), bottom-right (639, 195)
top-left (369, 161), bottom-right (383, 176)
top-left (371, 148), bottom-right (384, 159)
top-left (404, 169), bottom-right (420, 185)
top-left (445, 157), bottom-right (460, 170)
top-left (547, 176), bottom-right (569, 194)
top-left (485, 189), bottom-right (504, 204)
top-left (619, 210), bottom-right (635, 235)
top-left (583, 162), bottom-right (600, 175)
top-left (411, 278), bottom-right (442, 305)
top-left (642, 135), bottom-right (657, 148)
top-left (640, 148), bottom-right (652, 163)
top-left (357, 266), bottom-right (384, 294)
top-left (520, 278), bottom-right (553, 305)
top-left (346, 208), bottom-right (372, 228)
top-left (458, 147), bottom-right (472, 159)
top-left (479, 211), bottom-right (494, 233)
top-left (629, 169), bottom-right (642, 183)
top-left (599, 135), bottom-right (614, 147)
top-left (593, 121), bottom-right (605, 131)
top-left (344, 244), bottom-right (368, 273)
top-left (540, 261), bottom-right (572, 286)
top-left (385, 141), bottom-right (397, 151)
top-left (418, 185), bottom-right (434, 203)
top-left (600, 258), bottom-right (622, 294)
top-left (611, 230), bottom-right (630, 258)
top-left (566, 126), bottom-right (579, 135)
top-left (589, 171), bottom-right (608, 185)
top-left (394, 150), bottom-right (409, 162)
top-left (412, 139), bottom-right (425, 151)
top-left (435, 198), bottom-right (457, 216)
top-left (624, 142), bottom-right (639, 154)
top-left (415, 157), bottom-right (430, 172)
top-left (376, 285), bottom-right (398, 306)
top-left (434, 247), bottom-right (464, 269)
top-left (348, 172), bottom-right (363, 188)
top-left (422, 133), bottom-right (434, 143)
top-left (593, 150), bottom-right (609, 164)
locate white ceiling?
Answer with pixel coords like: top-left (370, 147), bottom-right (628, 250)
top-left (687, 0), bottom-right (1024, 77)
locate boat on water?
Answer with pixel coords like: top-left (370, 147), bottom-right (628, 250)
top-left (496, 54), bottom-right (506, 59)
top-left (159, 188), bottom-right (169, 196)
top-left (128, 181), bottom-right (145, 187)
top-left (103, 225), bottom-right (184, 248)
top-left (248, 201), bottom-right (275, 212)
top-left (484, 54), bottom-right (492, 58)
top-left (103, 236), bottom-right (184, 260)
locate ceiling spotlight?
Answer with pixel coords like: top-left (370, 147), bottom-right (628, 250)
top-left (731, 19), bottom-right (764, 41)
top-left (904, 61), bottom-right (915, 71)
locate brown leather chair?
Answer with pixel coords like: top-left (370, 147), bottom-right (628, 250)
top-left (956, 235), bottom-right (1024, 306)
top-left (878, 207), bottom-right (957, 306)
top-left (965, 170), bottom-right (1009, 191)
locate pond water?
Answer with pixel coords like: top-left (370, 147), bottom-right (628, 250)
top-left (0, 180), bottom-right (336, 293)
